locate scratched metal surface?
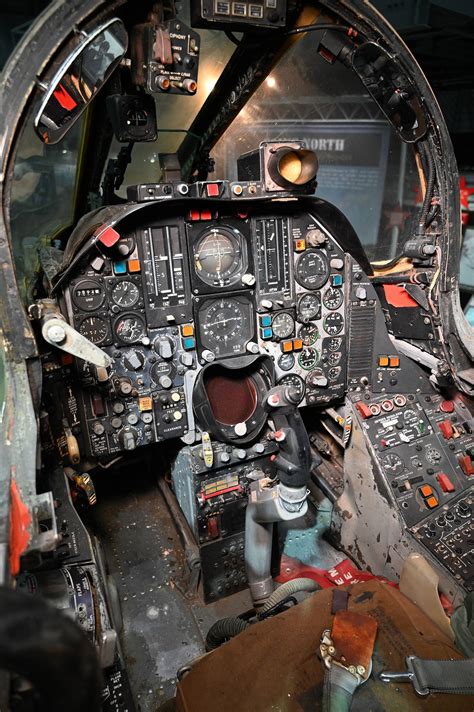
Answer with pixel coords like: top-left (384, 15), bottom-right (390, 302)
top-left (89, 467), bottom-right (253, 711)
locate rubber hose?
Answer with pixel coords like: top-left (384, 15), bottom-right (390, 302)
top-left (260, 577), bottom-right (321, 613)
top-left (418, 146), bottom-right (435, 233)
top-left (205, 617), bottom-right (250, 651)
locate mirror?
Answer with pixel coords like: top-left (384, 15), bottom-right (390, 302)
top-left (35, 19), bottom-right (128, 145)
top-left (352, 42), bottom-right (427, 143)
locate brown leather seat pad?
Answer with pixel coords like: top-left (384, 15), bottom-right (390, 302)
top-left (176, 580), bottom-right (473, 712)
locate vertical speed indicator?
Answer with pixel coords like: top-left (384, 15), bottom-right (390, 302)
top-left (254, 217), bottom-right (293, 306)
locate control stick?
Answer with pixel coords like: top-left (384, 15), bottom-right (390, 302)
top-left (245, 385), bottom-right (320, 606)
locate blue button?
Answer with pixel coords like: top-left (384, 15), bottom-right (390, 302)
top-left (260, 327), bottom-right (273, 340)
top-left (260, 314), bottom-right (272, 327)
top-left (331, 274), bottom-right (343, 287)
top-left (183, 337), bottom-right (195, 350)
top-left (113, 260), bottom-right (127, 275)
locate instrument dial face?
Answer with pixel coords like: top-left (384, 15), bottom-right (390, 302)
top-left (425, 445), bottom-right (442, 465)
top-left (79, 315), bottom-right (108, 344)
top-left (272, 312), bottom-right (294, 340)
top-left (298, 346), bottom-right (319, 370)
top-left (328, 366), bottom-right (341, 381)
top-left (277, 374), bottom-right (305, 404)
top-left (198, 297), bottom-right (252, 357)
top-left (299, 324), bottom-right (319, 345)
top-left (114, 314), bottom-right (146, 344)
top-left (278, 353), bottom-right (295, 371)
top-left (323, 312), bottom-right (344, 335)
top-left (328, 337), bottom-right (342, 352)
top-left (297, 292), bottom-right (320, 322)
top-left (112, 280), bottom-right (139, 308)
top-left (323, 287), bottom-right (343, 310)
top-left (194, 228), bottom-right (243, 286)
top-left (72, 279), bottom-right (105, 311)
top-left (295, 250), bottom-right (329, 290)
top-left (381, 453), bottom-right (405, 477)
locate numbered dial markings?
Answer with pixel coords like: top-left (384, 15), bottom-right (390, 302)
top-left (272, 312), bottom-right (295, 340)
top-left (194, 228), bottom-right (243, 286)
top-left (323, 312), bottom-right (344, 335)
top-left (79, 315), bottom-right (108, 344)
top-left (323, 287), bottom-right (343, 310)
top-left (299, 323), bottom-right (319, 345)
top-left (381, 453), bottom-right (405, 477)
top-left (112, 280), bottom-right (140, 308)
top-left (297, 292), bottom-right (320, 322)
top-left (298, 346), bottom-right (319, 370)
top-left (277, 374), bottom-right (305, 403)
top-left (198, 297), bottom-right (253, 356)
top-left (295, 250), bottom-right (329, 290)
top-left (278, 352), bottom-right (295, 371)
top-left (114, 314), bottom-right (146, 344)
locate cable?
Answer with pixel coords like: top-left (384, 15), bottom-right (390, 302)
top-left (284, 23), bottom-right (355, 37)
top-left (260, 577), bottom-right (320, 613)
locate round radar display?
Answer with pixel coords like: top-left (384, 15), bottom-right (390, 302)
top-left (295, 250), bottom-right (329, 290)
top-left (194, 227), bottom-right (244, 286)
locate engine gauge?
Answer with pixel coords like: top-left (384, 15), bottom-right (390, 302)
top-left (328, 351), bottom-right (341, 366)
top-left (299, 323), bottom-right (319, 345)
top-left (328, 337), bottom-right (342, 352)
top-left (297, 292), bottom-right (320, 322)
top-left (72, 279), bottom-right (105, 311)
top-left (278, 352), bottom-right (295, 371)
top-left (272, 312), bottom-right (294, 339)
top-left (194, 227), bottom-right (244, 286)
top-left (79, 315), bottom-right (108, 344)
top-left (295, 250), bottom-right (329, 290)
top-left (277, 374), bottom-right (305, 403)
top-left (114, 313), bottom-right (146, 344)
top-left (298, 346), bottom-right (319, 370)
top-left (323, 312), bottom-right (344, 335)
top-left (381, 453), bottom-right (405, 477)
top-left (323, 286), bottom-right (343, 310)
top-left (425, 445), bottom-right (442, 465)
top-left (328, 366), bottom-right (341, 381)
top-left (112, 280), bottom-right (140, 308)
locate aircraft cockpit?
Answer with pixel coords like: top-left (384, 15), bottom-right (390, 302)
top-left (0, 1), bottom-right (473, 710)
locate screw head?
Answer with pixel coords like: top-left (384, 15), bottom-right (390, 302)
top-left (47, 324), bottom-right (66, 343)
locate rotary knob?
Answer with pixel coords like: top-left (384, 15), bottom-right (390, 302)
top-left (119, 428), bottom-right (138, 451)
top-left (153, 336), bottom-right (175, 359)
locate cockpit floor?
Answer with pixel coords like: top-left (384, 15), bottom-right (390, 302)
top-left (88, 467), bottom-right (343, 710)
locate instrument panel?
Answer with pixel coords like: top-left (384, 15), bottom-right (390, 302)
top-left (52, 205), bottom-right (348, 458)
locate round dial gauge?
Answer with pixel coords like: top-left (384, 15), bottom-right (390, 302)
top-left (298, 346), bottom-right (319, 370)
top-left (199, 297), bottom-right (251, 356)
top-left (272, 312), bottom-right (294, 340)
top-left (328, 366), bottom-right (341, 381)
top-left (194, 228), bottom-right (243, 286)
top-left (79, 316), bottom-right (108, 344)
top-left (112, 280), bottom-right (139, 308)
top-left (425, 446), bottom-right (442, 465)
top-left (328, 337), bottom-right (342, 352)
top-left (323, 312), bottom-right (344, 336)
top-left (403, 408), bottom-right (419, 426)
top-left (114, 314), bottom-right (146, 344)
top-left (295, 250), bottom-right (329, 290)
top-left (277, 374), bottom-right (305, 404)
top-left (278, 353), bottom-right (295, 371)
top-left (381, 453), bottom-right (405, 477)
top-left (299, 324), bottom-right (319, 345)
top-left (297, 293), bottom-right (320, 322)
top-left (328, 351), bottom-right (341, 366)
top-left (323, 287), bottom-right (343, 310)
top-left (72, 279), bottom-right (105, 311)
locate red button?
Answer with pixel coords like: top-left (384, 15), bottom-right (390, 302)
top-left (436, 473), bottom-right (455, 493)
top-left (440, 400), bottom-right (455, 414)
top-left (189, 210), bottom-right (200, 221)
top-left (439, 420), bottom-right (454, 439)
top-left (96, 225), bottom-right (120, 247)
top-left (355, 402), bottom-right (372, 419)
top-left (206, 183), bottom-right (220, 197)
top-left (201, 210), bottom-right (212, 220)
top-left (458, 455), bottom-right (474, 476)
